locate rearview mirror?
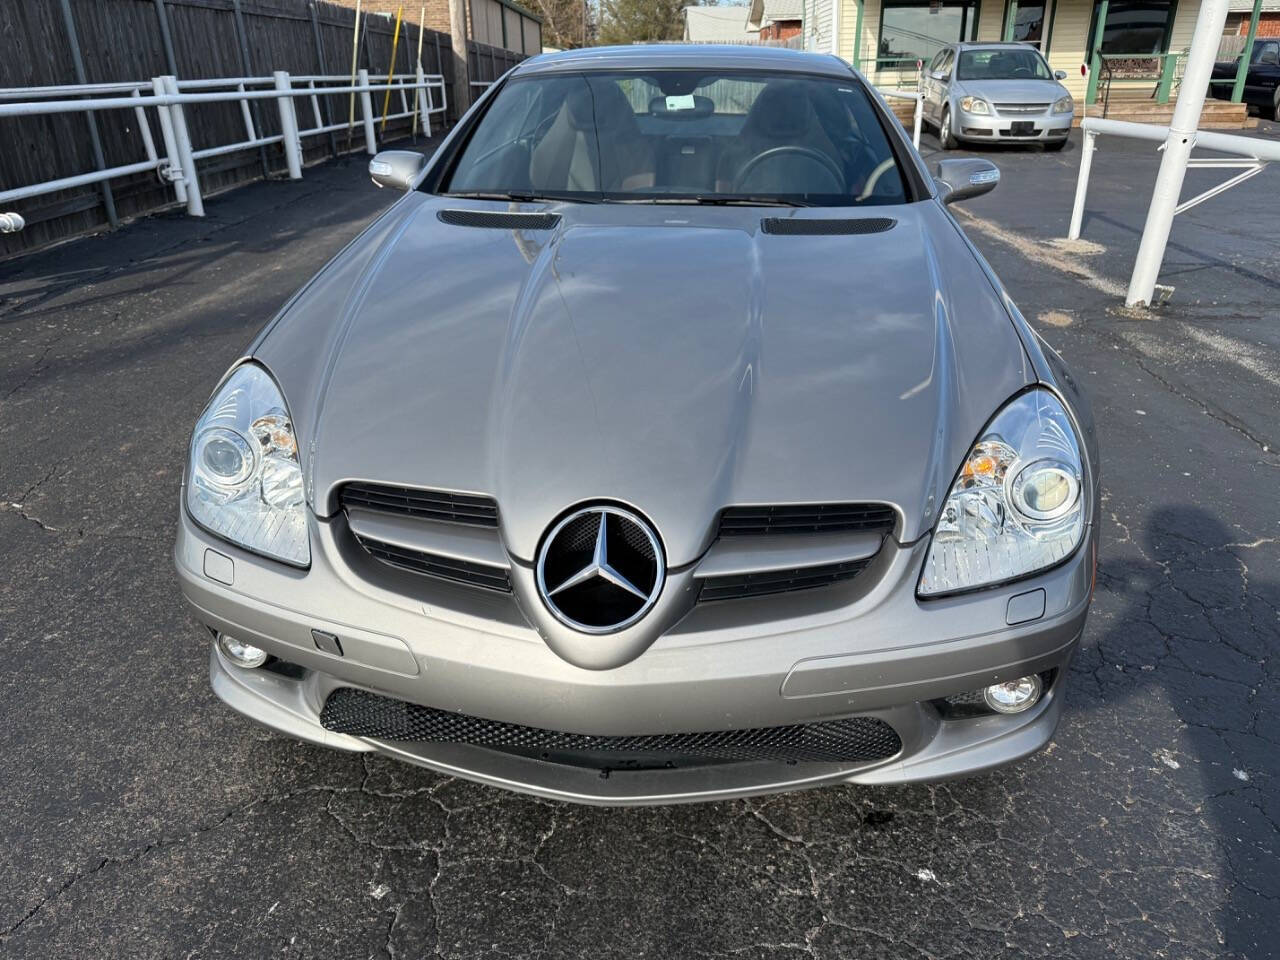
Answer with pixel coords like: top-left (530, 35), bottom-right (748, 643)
top-left (368, 150), bottom-right (425, 191)
top-left (1054, 69), bottom-right (1068, 80)
top-left (934, 158), bottom-right (1000, 205)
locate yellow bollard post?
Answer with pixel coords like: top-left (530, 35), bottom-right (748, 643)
top-left (347, 0), bottom-right (362, 138)
top-left (380, 5), bottom-right (405, 133)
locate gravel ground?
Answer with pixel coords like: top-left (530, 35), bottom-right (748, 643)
top-left (1, 125), bottom-right (1277, 959)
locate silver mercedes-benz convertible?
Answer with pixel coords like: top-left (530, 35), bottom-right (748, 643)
top-left (175, 44), bottom-right (1098, 805)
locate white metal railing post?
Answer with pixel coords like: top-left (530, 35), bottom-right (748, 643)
top-left (152, 76), bottom-right (187, 205)
top-left (129, 88), bottom-right (159, 165)
top-left (273, 71), bottom-right (303, 180)
top-left (357, 68), bottom-right (377, 155)
top-left (1125, 0), bottom-right (1229, 306)
top-left (912, 93), bottom-right (922, 149)
top-left (0, 212), bottom-right (24, 233)
top-left (415, 63), bottom-right (430, 136)
top-left (236, 82), bottom-right (256, 143)
top-left (163, 75), bottom-right (204, 216)
top-left (1068, 129), bottom-right (1097, 240)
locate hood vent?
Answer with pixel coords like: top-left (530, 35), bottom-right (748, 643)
top-left (760, 217), bottom-right (896, 236)
top-left (437, 209), bottom-right (561, 230)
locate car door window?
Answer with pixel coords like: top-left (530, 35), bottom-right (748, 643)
top-left (1257, 42), bottom-right (1279, 66)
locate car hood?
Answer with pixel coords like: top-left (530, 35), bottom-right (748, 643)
top-left (258, 194), bottom-right (1033, 566)
top-left (956, 78), bottom-right (1067, 103)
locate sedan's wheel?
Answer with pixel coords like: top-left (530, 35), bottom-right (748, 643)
top-left (939, 107), bottom-right (956, 150)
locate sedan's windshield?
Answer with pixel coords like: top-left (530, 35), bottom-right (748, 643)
top-left (957, 49), bottom-right (1052, 81)
top-left (439, 69), bottom-right (909, 206)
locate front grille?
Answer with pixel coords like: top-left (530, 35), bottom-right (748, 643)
top-left (699, 557), bottom-right (872, 602)
top-left (339, 482), bottom-right (498, 527)
top-left (995, 102), bottom-right (1050, 115)
top-left (320, 687), bottom-right (902, 768)
top-left (718, 503), bottom-right (896, 537)
top-left (352, 533), bottom-right (511, 591)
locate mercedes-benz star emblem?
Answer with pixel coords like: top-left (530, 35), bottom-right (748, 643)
top-left (535, 505), bottom-right (665, 635)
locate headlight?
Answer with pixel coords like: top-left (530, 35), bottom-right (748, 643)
top-left (960, 96), bottom-right (990, 115)
top-left (1052, 95), bottom-right (1074, 115)
top-left (919, 389), bottom-right (1085, 597)
top-left (186, 363), bottom-right (310, 566)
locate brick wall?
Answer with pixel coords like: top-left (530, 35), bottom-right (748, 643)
top-left (328, 0), bottom-right (453, 37)
top-left (759, 20), bottom-right (801, 41)
top-left (1235, 13), bottom-right (1280, 37)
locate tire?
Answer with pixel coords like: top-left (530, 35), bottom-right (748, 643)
top-left (939, 106), bottom-right (956, 150)
top-left (1045, 138), bottom-right (1067, 152)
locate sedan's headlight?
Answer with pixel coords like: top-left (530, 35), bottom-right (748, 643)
top-left (187, 363), bottom-right (309, 566)
top-left (1052, 95), bottom-right (1074, 115)
top-left (919, 389), bottom-right (1085, 597)
top-left (960, 96), bottom-right (990, 115)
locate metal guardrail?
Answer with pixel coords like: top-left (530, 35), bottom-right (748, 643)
top-left (880, 89), bottom-right (923, 149)
top-left (0, 70), bottom-right (447, 226)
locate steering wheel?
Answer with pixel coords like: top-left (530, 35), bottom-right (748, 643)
top-left (1012, 66), bottom-right (1032, 78)
top-left (733, 146), bottom-right (845, 194)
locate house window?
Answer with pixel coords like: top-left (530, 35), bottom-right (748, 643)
top-left (1086, 0), bottom-right (1176, 57)
top-left (877, 1), bottom-right (979, 71)
top-left (1007, 0), bottom-right (1051, 50)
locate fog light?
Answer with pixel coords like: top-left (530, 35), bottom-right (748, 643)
top-left (983, 675), bottom-right (1042, 714)
top-left (218, 633), bottom-right (268, 669)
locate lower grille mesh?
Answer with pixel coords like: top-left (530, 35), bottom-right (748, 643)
top-left (353, 534), bottom-right (511, 591)
top-left (320, 687), bottom-right (902, 767)
top-left (699, 558), bottom-right (872, 602)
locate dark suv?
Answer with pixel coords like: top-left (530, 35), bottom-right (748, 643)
top-left (1212, 39), bottom-right (1280, 120)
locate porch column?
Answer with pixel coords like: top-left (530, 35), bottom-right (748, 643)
top-left (1002, 0), bottom-right (1018, 42)
top-left (1085, 0), bottom-right (1107, 104)
top-left (1231, 0), bottom-right (1264, 103)
top-left (852, 0), bottom-right (864, 70)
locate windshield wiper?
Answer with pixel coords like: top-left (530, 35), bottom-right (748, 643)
top-left (616, 195), bottom-right (814, 208)
top-left (443, 190), bottom-right (599, 204)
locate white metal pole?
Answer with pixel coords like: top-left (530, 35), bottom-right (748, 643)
top-left (416, 63), bottom-right (429, 137)
top-left (274, 71), bottom-right (304, 179)
top-left (912, 93), bottom-right (922, 149)
top-left (152, 76), bottom-right (187, 205)
top-left (1125, 0), bottom-right (1229, 305)
top-left (358, 68), bottom-right (378, 154)
top-left (1068, 129), bottom-right (1097, 240)
top-left (163, 76), bottom-right (204, 216)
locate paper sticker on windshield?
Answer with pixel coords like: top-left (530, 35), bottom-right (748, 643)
top-left (665, 94), bottom-right (696, 111)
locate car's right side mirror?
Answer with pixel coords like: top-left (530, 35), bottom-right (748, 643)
top-left (934, 158), bottom-right (1000, 205)
top-left (1054, 69), bottom-right (1068, 80)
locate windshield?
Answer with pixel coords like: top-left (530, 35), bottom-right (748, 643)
top-left (956, 49), bottom-right (1052, 81)
top-left (439, 69), bottom-right (909, 206)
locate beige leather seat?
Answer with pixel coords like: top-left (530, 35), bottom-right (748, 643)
top-left (529, 82), bottom-right (655, 194)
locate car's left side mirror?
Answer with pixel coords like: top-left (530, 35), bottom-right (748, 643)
top-left (368, 150), bottom-right (425, 191)
top-left (934, 158), bottom-right (1000, 205)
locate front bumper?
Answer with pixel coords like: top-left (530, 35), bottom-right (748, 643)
top-left (956, 108), bottom-right (1072, 142)
top-left (177, 507), bottom-right (1095, 805)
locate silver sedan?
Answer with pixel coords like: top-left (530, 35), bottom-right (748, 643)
top-left (175, 44), bottom-right (1098, 805)
top-left (923, 42), bottom-right (1075, 150)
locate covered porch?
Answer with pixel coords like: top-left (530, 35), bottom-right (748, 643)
top-left (839, 0), bottom-right (1262, 128)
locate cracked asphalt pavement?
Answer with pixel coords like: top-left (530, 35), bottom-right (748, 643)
top-left (1, 128), bottom-right (1277, 959)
